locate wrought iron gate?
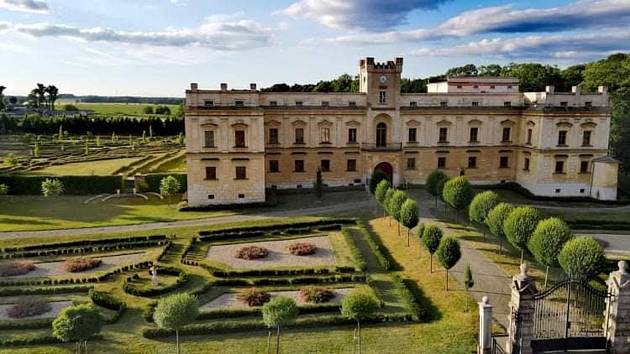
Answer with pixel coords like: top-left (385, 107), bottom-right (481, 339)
top-left (530, 279), bottom-right (612, 352)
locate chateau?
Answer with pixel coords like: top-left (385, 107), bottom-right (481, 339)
top-left (184, 57), bottom-right (618, 207)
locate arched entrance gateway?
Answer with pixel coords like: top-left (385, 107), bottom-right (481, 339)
top-left (374, 162), bottom-right (393, 183)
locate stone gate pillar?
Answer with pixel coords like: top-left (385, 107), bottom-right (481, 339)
top-left (478, 296), bottom-right (493, 354)
top-left (507, 264), bottom-right (537, 354)
top-left (606, 260), bottom-right (630, 353)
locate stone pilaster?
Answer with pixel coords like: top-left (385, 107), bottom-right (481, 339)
top-left (507, 263), bottom-right (537, 354)
top-left (478, 296), bottom-right (493, 354)
top-left (606, 260), bottom-right (630, 353)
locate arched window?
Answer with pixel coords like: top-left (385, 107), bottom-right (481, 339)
top-left (376, 123), bottom-right (387, 147)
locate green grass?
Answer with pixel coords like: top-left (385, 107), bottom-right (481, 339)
top-left (0, 195), bottom-right (233, 232)
top-left (153, 154), bottom-right (186, 172)
top-left (70, 103), bottom-right (180, 116)
top-left (24, 157), bottom-right (145, 176)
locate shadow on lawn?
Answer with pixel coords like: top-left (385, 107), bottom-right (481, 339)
top-left (402, 278), bottom-right (442, 322)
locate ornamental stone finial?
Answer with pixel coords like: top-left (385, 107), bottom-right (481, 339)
top-left (618, 260), bottom-right (628, 274)
top-left (482, 296), bottom-right (489, 305)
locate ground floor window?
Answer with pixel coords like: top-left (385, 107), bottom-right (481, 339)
top-left (406, 158), bottom-right (416, 170)
top-left (437, 157), bottom-right (446, 169)
top-left (499, 156), bottom-right (509, 168)
top-left (235, 166), bottom-right (247, 179)
top-left (467, 156), bottom-right (477, 169)
top-left (294, 160), bottom-right (305, 172)
top-left (205, 166), bottom-right (217, 180)
top-left (269, 160), bottom-right (279, 173)
top-left (347, 159), bottom-right (356, 171)
top-left (320, 159), bottom-right (330, 172)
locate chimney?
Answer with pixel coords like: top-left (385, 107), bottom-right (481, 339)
top-left (545, 85), bottom-right (555, 94)
top-left (598, 86), bottom-right (608, 93)
top-left (190, 83), bottom-right (198, 91)
top-left (571, 86), bottom-right (581, 95)
top-left (220, 83), bottom-right (228, 91)
top-left (250, 83), bottom-right (257, 91)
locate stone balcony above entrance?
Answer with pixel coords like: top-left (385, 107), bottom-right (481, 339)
top-left (360, 143), bottom-right (402, 152)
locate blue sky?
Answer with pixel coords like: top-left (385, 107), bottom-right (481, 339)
top-left (0, 0), bottom-right (629, 96)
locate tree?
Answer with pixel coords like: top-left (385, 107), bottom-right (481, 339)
top-left (314, 168), bottom-right (323, 198)
top-left (262, 296), bottom-right (299, 354)
top-left (387, 190), bottom-right (407, 236)
top-left (42, 178), bottom-right (63, 197)
top-left (486, 203), bottom-right (514, 240)
top-left (446, 64), bottom-right (478, 77)
top-left (436, 237), bottom-right (461, 291)
top-left (46, 85), bottom-right (59, 111)
top-left (153, 293), bottom-right (199, 354)
top-left (383, 188), bottom-right (396, 225)
top-left (159, 176), bottom-right (181, 206)
top-left (503, 206), bottom-right (542, 262)
top-left (558, 237), bottom-right (605, 279)
top-left (0, 85), bottom-right (5, 111)
top-left (52, 304), bottom-right (104, 354)
top-left (33, 83), bottom-right (46, 109)
top-left (528, 217), bottom-right (574, 288)
top-left (143, 106), bottom-right (154, 114)
top-left (426, 170), bottom-right (448, 207)
top-left (340, 289), bottom-right (379, 354)
top-left (374, 179), bottom-right (391, 217)
top-left (400, 198), bottom-right (419, 246)
top-left (421, 224), bottom-right (443, 272)
top-left (463, 264), bottom-right (474, 311)
top-left (369, 170), bottom-right (388, 194)
top-left (442, 176), bottom-right (474, 219)
top-left (468, 191), bottom-right (501, 227)
top-left (500, 63), bottom-right (563, 92)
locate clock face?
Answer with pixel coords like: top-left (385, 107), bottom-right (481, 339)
top-left (379, 75), bottom-right (387, 83)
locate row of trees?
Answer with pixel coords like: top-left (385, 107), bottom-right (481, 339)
top-left (27, 83), bottom-right (60, 111)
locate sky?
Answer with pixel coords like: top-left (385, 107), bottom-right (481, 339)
top-left (1, 0), bottom-right (629, 97)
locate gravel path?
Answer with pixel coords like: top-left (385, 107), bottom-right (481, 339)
top-left (206, 236), bottom-right (336, 269)
top-left (201, 288), bottom-right (353, 310)
top-left (0, 252), bottom-right (148, 279)
top-left (0, 300), bottom-right (73, 320)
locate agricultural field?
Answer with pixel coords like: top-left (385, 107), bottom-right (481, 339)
top-left (60, 102), bottom-right (181, 116)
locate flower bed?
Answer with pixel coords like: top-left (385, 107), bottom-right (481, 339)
top-left (64, 258), bottom-right (103, 273)
top-left (288, 242), bottom-right (316, 256)
top-left (6, 300), bottom-right (52, 319)
top-left (236, 288), bottom-right (270, 307)
top-left (234, 246), bottom-right (268, 260)
top-left (0, 261), bottom-right (36, 277)
top-left (298, 286), bottom-right (335, 303)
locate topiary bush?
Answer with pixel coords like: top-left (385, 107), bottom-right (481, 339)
top-left (528, 217), bottom-right (573, 268)
top-left (237, 288), bottom-right (271, 307)
top-left (234, 246), bottom-right (269, 260)
top-left (0, 261), bottom-right (36, 276)
top-left (369, 170), bottom-right (389, 194)
top-left (421, 224), bottom-right (443, 273)
top-left (442, 176), bottom-right (474, 211)
top-left (7, 299), bottom-right (52, 319)
top-left (485, 203), bottom-right (514, 239)
top-left (426, 170), bottom-right (448, 197)
top-left (298, 286), bottom-right (335, 303)
top-left (436, 237), bottom-right (461, 291)
top-left (503, 206), bottom-right (542, 259)
top-left (558, 237), bottom-right (605, 279)
top-left (41, 178), bottom-right (63, 197)
top-left (468, 191), bottom-right (500, 224)
top-left (287, 242), bottom-right (316, 256)
top-left (64, 258), bottom-right (102, 273)
top-left (0, 183), bottom-right (8, 196)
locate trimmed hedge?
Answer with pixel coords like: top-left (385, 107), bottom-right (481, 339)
top-left (123, 267), bottom-right (189, 297)
top-left (142, 173), bottom-right (187, 193)
top-left (356, 220), bottom-right (395, 271)
top-left (390, 275), bottom-right (424, 321)
top-left (203, 265), bottom-right (355, 278)
top-left (567, 220), bottom-right (630, 231)
top-left (1, 235), bottom-right (167, 254)
top-left (198, 219), bottom-right (355, 240)
top-left (209, 274), bottom-right (366, 287)
top-left (0, 284), bottom-right (92, 297)
top-left (197, 303), bottom-right (341, 320)
top-left (0, 318), bottom-right (52, 330)
top-left (341, 229), bottom-right (367, 272)
top-left (89, 289), bottom-right (126, 324)
top-left (0, 334), bottom-right (103, 347)
top-left (477, 182), bottom-right (628, 205)
top-left (0, 175), bottom-right (123, 195)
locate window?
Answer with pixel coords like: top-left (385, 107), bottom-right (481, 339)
top-left (523, 158), bottom-right (530, 171)
top-left (269, 101), bottom-right (278, 106)
top-left (379, 91), bottom-right (387, 105)
top-left (348, 128), bottom-right (357, 143)
top-left (238, 194), bottom-right (245, 199)
top-left (406, 158), bottom-right (416, 170)
top-left (558, 130), bottom-right (568, 146)
top-left (555, 160), bottom-right (565, 174)
top-left (320, 159), bottom-right (330, 172)
top-left (580, 160), bottom-right (589, 173)
top-left (457, 85), bottom-right (463, 89)
top-left (499, 156), bottom-right (509, 168)
top-left (205, 166), bottom-right (216, 180)
top-left (268, 128), bottom-right (279, 144)
top-left (507, 85), bottom-right (513, 89)
top-left (320, 127), bottom-right (331, 143)
top-left (437, 157), bottom-right (446, 169)
top-left (472, 101), bottom-right (479, 107)
top-left (468, 156), bottom-right (477, 168)
top-left (585, 101), bottom-right (592, 108)
top-left (560, 101), bottom-right (568, 107)
top-left (347, 159), bottom-right (356, 172)
top-left (204, 131), bottom-right (215, 147)
top-left (502, 127), bottom-right (511, 142)
top-left (376, 123), bottom-right (387, 147)
top-left (235, 100), bottom-right (244, 107)
top-left (490, 85), bottom-right (496, 89)
top-left (269, 160), bottom-right (279, 173)
top-left (295, 101), bottom-right (303, 106)
top-left (473, 85), bottom-right (479, 89)
top-left (349, 101), bottom-right (356, 107)
top-left (504, 101), bottom-right (511, 107)
top-left (294, 128), bottom-right (304, 144)
top-left (203, 100), bottom-right (214, 107)
top-left (408, 128), bottom-right (417, 143)
top-left (582, 131), bottom-right (592, 146)
top-left (208, 194), bottom-right (215, 199)
top-left (438, 127), bottom-right (448, 143)
top-left (321, 101), bottom-right (329, 106)
top-left (440, 101), bottom-right (448, 107)
top-left (469, 127), bottom-right (479, 142)
top-left (235, 130), bottom-right (246, 147)
top-left (235, 166), bottom-right (247, 179)
top-left (526, 129), bottom-right (533, 145)
top-left (294, 160), bottom-right (305, 172)
top-left (410, 102), bottom-right (417, 107)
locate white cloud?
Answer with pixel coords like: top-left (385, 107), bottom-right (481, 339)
top-left (0, 0), bottom-right (48, 14)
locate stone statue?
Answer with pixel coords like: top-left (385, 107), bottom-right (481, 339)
top-left (150, 264), bottom-right (158, 286)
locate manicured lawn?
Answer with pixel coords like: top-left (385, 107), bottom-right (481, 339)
top-left (153, 154), bottom-right (186, 172)
top-left (72, 103), bottom-right (180, 116)
top-left (24, 157), bottom-right (145, 176)
top-left (0, 195), bottom-right (233, 232)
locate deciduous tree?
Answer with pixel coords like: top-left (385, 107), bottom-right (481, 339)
top-left (436, 237), bottom-right (461, 291)
top-left (262, 296), bottom-right (299, 354)
top-left (340, 289), bottom-right (379, 354)
top-left (528, 217), bottom-right (573, 288)
top-left (400, 198), bottom-right (419, 246)
top-left (52, 304), bottom-right (104, 354)
top-left (558, 237), bottom-right (604, 279)
top-left (421, 224), bottom-right (443, 273)
top-left (153, 293), bottom-right (199, 354)
top-left (503, 206), bottom-right (542, 263)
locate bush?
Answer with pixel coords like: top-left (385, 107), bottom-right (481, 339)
top-left (0, 261), bottom-right (36, 276)
top-left (485, 203), bottom-right (514, 239)
top-left (7, 299), bottom-right (52, 319)
top-left (237, 288), bottom-right (271, 307)
top-left (469, 191), bottom-right (500, 224)
top-left (528, 217), bottom-right (573, 268)
top-left (42, 178), bottom-right (63, 197)
top-left (298, 286), bottom-right (335, 303)
top-left (63, 258), bottom-right (102, 273)
top-left (426, 170), bottom-right (448, 197)
top-left (503, 206), bottom-right (542, 254)
top-left (442, 176), bottom-right (474, 211)
top-left (288, 242), bottom-right (316, 256)
top-left (0, 183), bottom-right (8, 195)
top-left (234, 246), bottom-right (268, 260)
top-left (558, 237), bottom-right (605, 279)
top-left (143, 173), bottom-right (187, 193)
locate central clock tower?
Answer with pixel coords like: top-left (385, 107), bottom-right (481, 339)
top-left (359, 57), bottom-right (402, 108)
